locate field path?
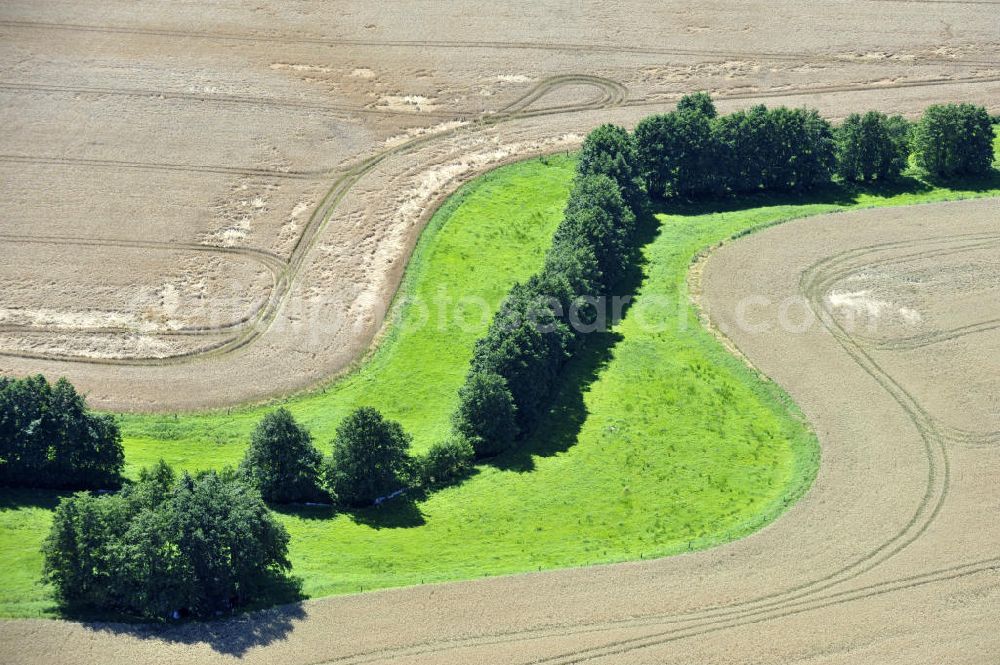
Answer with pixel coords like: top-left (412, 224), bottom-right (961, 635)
top-left (2, 198), bottom-right (996, 663)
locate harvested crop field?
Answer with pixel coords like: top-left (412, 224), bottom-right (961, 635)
top-left (1, 0), bottom-right (998, 409)
top-left (1, 199), bottom-right (998, 663)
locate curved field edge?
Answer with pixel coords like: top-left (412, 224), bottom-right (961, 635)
top-left (118, 154), bottom-right (579, 468)
top-left (1, 137), bottom-right (998, 618)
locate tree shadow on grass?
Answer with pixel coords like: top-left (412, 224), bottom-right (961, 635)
top-left (270, 494), bottom-right (429, 529)
top-left (656, 182), bottom-right (857, 217)
top-left (346, 495), bottom-right (427, 529)
top-left (76, 585), bottom-right (307, 657)
top-left (0, 488), bottom-right (66, 510)
top-left (921, 167), bottom-right (1000, 192)
top-left (489, 207), bottom-right (661, 473)
top-left (269, 502), bottom-right (338, 521)
top-left (654, 168), bottom-right (1000, 219)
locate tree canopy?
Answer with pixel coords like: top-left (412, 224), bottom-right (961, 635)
top-left (240, 408), bottom-right (325, 504)
top-left (835, 111), bottom-right (911, 182)
top-left (0, 375), bottom-right (124, 490)
top-left (913, 103), bottom-right (995, 178)
top-left (327, 407), bottom-right (413, 506)
top-left (42, 463), bottom-right (292, 619)
top-left (576, 123), bottom-right (643, 208)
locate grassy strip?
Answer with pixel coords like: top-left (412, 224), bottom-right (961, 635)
top-left (1, 137), bottom-right (997, 617)
top-left (118, 155), bottom-right (578, 471)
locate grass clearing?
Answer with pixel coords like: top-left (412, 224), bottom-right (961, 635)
top-left (1, 137), bottom-right (998, 617)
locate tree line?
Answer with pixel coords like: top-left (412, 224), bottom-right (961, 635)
top-left (450, 123), bottom-right (643, 458)
top-left (634, 95), bottom-right (994, 199)
top-left (41, 404), bottom-right (468, 619)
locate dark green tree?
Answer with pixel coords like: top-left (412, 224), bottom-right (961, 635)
top-left (453, 371), bottom-right (519, 456)
top-left (576, 123), bottom-right (643, 208)
top-left (835, 111), bottom-right (911, 182)
top-left (327, 407), bottom-right (413, 507)
top-left (531, 233), bottom-right (602, 330)
top-left (418, 436), bottom-right (475, 488)
top-left (557, 174), bottom-right (636, 286)
top-left (675, 91), bottom-right (717, 118)
top-left (41, 465), bottom-right (292, 619)
top-left (634, 108), bottom-right (720, 198)
top-left (470, 283), bottom-right (572, 431)
top-left (240, 408), bottom-right (324, 504)
top-left (913, 103), bottom-right (994, 178)
top-left (0, 375), bottom-right (124, 490)
top-left (714, 105), bottom-right (835, 192)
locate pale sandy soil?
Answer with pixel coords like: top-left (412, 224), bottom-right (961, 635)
top-left (1, 197), bottom-right (997, 664)
top-left (0, 0), bottom-right (997, 409)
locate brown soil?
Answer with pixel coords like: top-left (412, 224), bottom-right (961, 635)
top-left (0, 0), bottom-right (997, 410)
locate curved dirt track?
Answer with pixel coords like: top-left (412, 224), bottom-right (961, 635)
top-left (1, 0), bottom-right (999, 409)
top-left (2, 200), bottom-right (997, 664)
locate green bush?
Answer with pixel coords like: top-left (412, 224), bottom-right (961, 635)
top-left (453, 371), bottom-right (519, 457)
top-left (576, 123), bottom-right (643, 208)
top-left (240, 408), bottom-right (325, 504)
top-left (557, 174), bottom-right (636, 286)
top-left (0, 375), bottom-right (124, 490)
top-left (913, 103), bottom-right (994, 178)
top-left (41, 462), bottom-right (292, 619)
top-left (419, 436), bottom-right (475, 488)
top-left (327, 407), bottom-right (413, 507)
top-left (835, 111), bottom-right (911, 182)
top-left (714, 105), bottom-right (835, 193)
top-left (634, 94), bottom-right (721, 198)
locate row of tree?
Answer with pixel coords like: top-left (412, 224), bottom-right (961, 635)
top-left (240, 406), bottom-right (472, 506)
top-left (41, 402), bottom-right (471, 619)
top-left (0, 375), bottom-right (124, 490)
top-left (452, 124), bottom-right (643, 458)
top-left (634, 96), bottom-right (994, 199)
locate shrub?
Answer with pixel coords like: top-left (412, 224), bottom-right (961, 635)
top-left (240, 408), bottom-right (325, 504)
top-left (576, 123), bottom-right (643, 208)
top-left (327, 407), bottom-right (413, 507)
top-left (419, 436), bottom-right (475, 488)
top-left (0, 375), bottom-right (124, 490)
top-left (453, 371), bottom-right (519, 457)
top-left (41, 464), bottom-right (291, 619)
top-left (913, 103), bottom-right (994, 178)
top-left (835, 111), bottom-right (911, 182)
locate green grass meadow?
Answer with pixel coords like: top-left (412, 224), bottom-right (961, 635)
top-left (2, 136), bottom-right (998, 618)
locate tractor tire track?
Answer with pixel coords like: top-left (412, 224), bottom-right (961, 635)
top-left (1, 20), bottom-right (997, 68)
top-left (305, 214), bottom-right (992, 665)
top-left (0, 74), bottom-right (626, 364)
top-left (0, 153), bottom-right (324, 180)
top-left (0, 81), bottom-right (463, 120)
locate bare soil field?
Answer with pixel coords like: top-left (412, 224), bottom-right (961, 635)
top-left (1, 0), bottom-right (998, 409)
top-left (2, 197), bottom-right (997, 663)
